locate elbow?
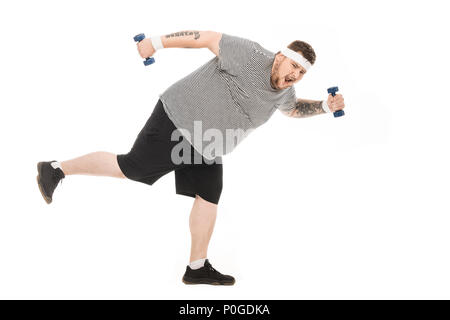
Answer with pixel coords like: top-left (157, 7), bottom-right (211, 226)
top-left (206, 30), bottom-right (221, 37)
top-left (206, 31), bottom-right (222, 56)
top-left (281, 110), bottom-right (294, 117)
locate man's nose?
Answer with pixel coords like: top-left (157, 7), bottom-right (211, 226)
top-left (289, 71), bottom-right (299, 81)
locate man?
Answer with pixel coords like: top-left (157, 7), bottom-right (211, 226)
top-left (36, 30), bottom-right (345, 286)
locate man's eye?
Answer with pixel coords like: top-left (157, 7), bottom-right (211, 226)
top-left (292, 64), bottom-right (296, 68)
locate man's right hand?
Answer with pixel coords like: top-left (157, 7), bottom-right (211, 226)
top-left (137, 38), bottom-right (156, 59)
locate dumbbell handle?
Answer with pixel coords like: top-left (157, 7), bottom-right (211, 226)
top-left (133, 33), bottom-right (155, 66)
top-left (327, 86), bottom-right (345, 118)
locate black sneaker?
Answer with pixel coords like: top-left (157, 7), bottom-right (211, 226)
top-left (36, 161), bottom-right (65, 204)
top-left (182, 259), bottom-right (235, 286)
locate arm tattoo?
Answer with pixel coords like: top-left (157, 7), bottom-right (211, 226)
top-left (165, 30), bottom-right (201, 40)
top-left (291, 99), bottom-right (325, 118)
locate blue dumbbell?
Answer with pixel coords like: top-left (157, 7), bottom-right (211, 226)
top-left (133, 33), bottom-right (155, 66)
top-left (327, 86), bottom-right (345, 117)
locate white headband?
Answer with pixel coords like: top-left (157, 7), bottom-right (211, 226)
top-left (280, 48), bottom-right (312, 71)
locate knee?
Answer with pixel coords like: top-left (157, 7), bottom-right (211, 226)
top-left (115, 153), bottom-right (134, 179)
top-left (195, 194), bottom-right (219, 207)
top-left (115, 159), bottom-right (128, 179)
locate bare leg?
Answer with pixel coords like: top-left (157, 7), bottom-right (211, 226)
top-left (61, 151), bottom-right (126, 178)
top-left (189, 194), bottom-right (218, 263)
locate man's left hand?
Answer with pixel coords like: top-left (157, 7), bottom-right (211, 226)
top-left (327, 93), bottom-right (345, 112)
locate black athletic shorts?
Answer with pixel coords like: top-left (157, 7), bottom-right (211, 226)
top-left (117, 99), bottom-right (223, 204)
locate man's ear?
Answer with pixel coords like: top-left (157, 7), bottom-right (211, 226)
top-left (274, 52), bottom-right (285, 63)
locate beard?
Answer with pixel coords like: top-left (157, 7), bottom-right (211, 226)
top-left (270, 74), bottom-right (281, 90)
top-left (270, 62), bottom-right (280, 89)
top-left (270, 57), bottom-right (288, 90)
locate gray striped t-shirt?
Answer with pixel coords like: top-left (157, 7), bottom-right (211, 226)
top-left (159, 33), bottom-right (297, 159)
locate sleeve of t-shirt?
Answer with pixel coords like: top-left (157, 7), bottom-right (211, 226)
top-left (218, 33), bottom-right (257, 75)
top-left (276, 86), bottom-right (297, 113)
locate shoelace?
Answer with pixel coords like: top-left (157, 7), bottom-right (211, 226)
top-left (52, 170), bottom-right (64, 186)
top-left (205, 263), bottom-right (219, 274)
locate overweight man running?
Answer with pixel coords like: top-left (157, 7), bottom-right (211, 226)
top-left (37, 30), bottom-right (345, 286)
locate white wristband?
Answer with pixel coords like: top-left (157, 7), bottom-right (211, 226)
top-left (322, 100), bottom-right (331, 113)
top-left (150, 35), bottom-right (164, 51)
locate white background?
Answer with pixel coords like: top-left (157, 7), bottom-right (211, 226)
top-left (0, 0), bottom-right (449, 299)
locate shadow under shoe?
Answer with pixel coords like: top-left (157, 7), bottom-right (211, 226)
top-left (182, 259), bottom-right (235, 286)
top-left (36, 161), bottom-right (65, 204)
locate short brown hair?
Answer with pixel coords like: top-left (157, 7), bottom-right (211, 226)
top-left (287, 40), bottom-right (316, 65)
